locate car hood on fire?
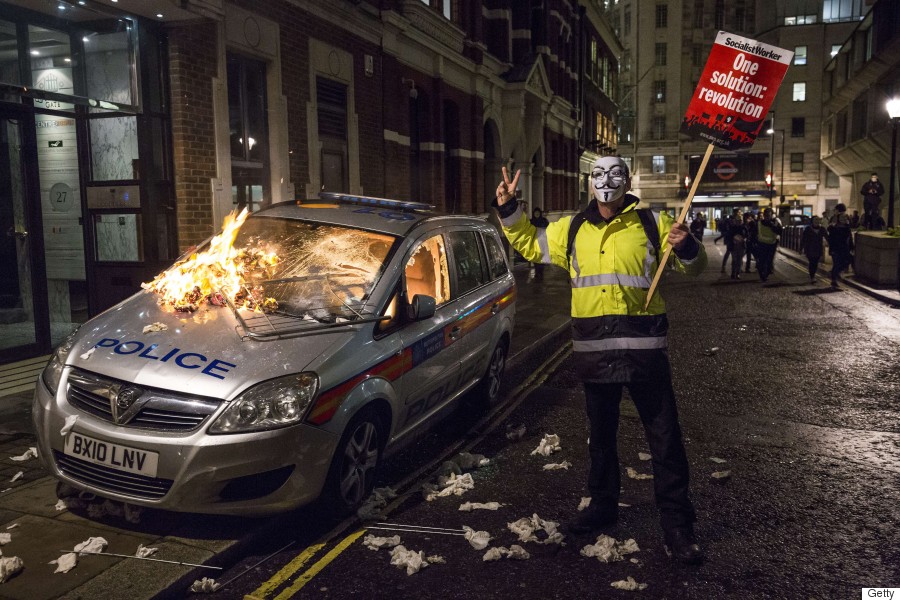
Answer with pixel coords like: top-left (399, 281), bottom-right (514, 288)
top-left (64, 291), bottom-right (353, 400)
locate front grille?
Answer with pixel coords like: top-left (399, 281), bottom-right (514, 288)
top-left (54, 451), bottom-right (173, 500)
top-left (65, 369), bottom-right (219, 432)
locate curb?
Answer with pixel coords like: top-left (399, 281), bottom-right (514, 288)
top-left (777, 247), bottom-right (900, 306)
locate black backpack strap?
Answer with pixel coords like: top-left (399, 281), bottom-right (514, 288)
top-left (566, 212), bottom-right (588, 267)
top-left (636, 208), bottom-right (661, 264)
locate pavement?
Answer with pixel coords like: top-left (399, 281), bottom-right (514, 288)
top-left (0, 241), bottom-right (896, 599)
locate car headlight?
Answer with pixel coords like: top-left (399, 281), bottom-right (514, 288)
top-left (208, 373), bottom-right (319, 434)
top-left (41, 334), bottom-right (78, 395)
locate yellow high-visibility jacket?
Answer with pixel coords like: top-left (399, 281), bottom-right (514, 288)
top-left (498, 195), bottom-right (707, 382)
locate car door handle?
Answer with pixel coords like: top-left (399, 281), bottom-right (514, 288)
top-left (491, 302), bottom-right (500, 314)
top-left (449, 326), bottom-right (461, 340)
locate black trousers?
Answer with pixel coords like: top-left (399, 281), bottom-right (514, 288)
top-left (807, 256), bottom-right (821, 279)
top-left (756, 242), bottom-right (777, 280)
top-left (584, 370), bottom-right (696, 531)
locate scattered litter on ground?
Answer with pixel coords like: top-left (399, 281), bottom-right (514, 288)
top-left (9, 473), bottom-right (22, 483)
top-left (389, 545), bottom-right (430, 575)
top-left (542, 461), bottom-right (571, 471)
top-left (453, 452), bottom-right (490, 470)
top-left (711, 470), bottom-right (732, 482)
top-left (630, 557), bottom-right (641, 565)
top-left (426, 555), bottom-right (445, 564)
top-left (638, 452), bottom-right (652, 461)
top-left (124, 503), bottom-right (143, 524)
top-left (362, 534), bottom-right (401, 551)
top-left (508, 514), bottom-right (565, 546)
top-left (580, 535), bottom-right (640, 563)
top-left (135, 545), bottom-right (158, 558)
top-left (459, 501), bottom-right (503, 512)
top-left (0, 556), bottom-right (24, 583)
top-left (626, 467), bottom-right (653, 480)
top-left (54, 500), bottom-right (67, 511)
top-left (9, 448), bottom-right (37, 462)
top-left (710, 457), bottom-right (728, 464)
top-left (4, 524), bottom-right (18, 530)
top-left (611, 576), bottom-right (648, 591)
top-left (702, 347), bottom-right (720, 356)
top-left (462, 526), bottom-right (491, 550)
top-left (50, 553), bottom-right (78, 574)
top-left (142, 322), bottom-right (168, 334)
top-left (424, 473), bottom-right (475, 501)
top-left (357, 487), bottom-right (398, 520)
top-left (618, 502), bottom-right (631, 508)
top-left (189, 577), bottom-right (221, 593)
top-left (505, 422), bottom-right (526, 441)
top-left (0, 533), bottom-right (10, 545)
top-left (483, 544), bottom-right (531, 561)
top-left (60, 415), bottom-right (78, 437)
top-left (0, 490), bottom-right (10, 494)
top-left (530, 434), bottom-right (561, 457)
top-left (74, 537), bottom-right (108, 555)
top-left (578, 497), bottom-right (591, 511)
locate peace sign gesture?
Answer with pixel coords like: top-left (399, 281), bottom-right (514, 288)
top-left (496, 167), bottom-right (521, 206)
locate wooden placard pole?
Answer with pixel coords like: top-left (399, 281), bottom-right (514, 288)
top-left (643, 143), bottom-right (715, 310)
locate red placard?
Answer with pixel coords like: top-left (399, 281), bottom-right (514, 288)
top-left (681, 32), bottom-right (793, 151)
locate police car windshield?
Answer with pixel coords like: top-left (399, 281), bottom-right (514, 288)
top-left (233, 216), bottom-right (397, 322)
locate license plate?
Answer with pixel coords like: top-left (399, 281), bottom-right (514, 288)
top-left (63, 431), bottom-right (159, 478)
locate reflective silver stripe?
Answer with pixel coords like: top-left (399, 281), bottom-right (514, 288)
top-left (500, 204), bottom-right (524, 227)
top-left (536, 227), bottom-right (553, 264)
top-left (571, 273), bottom-right (653, 288)
top-left (573, 336), bottom-right (668, 352)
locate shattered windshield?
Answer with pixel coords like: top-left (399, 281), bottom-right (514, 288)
top-left (234, 216), bottom-right (397, 322)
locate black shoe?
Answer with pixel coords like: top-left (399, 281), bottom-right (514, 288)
top-left (664, 527), bottom-right (704, 565)
top-left (566, 506), bottom-right (617, 534)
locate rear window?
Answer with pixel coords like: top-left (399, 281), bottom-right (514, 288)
top-left (483, 233), bottom-right (509, 279)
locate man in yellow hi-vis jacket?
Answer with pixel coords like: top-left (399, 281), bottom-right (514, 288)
top-left (493, 157), bottom-right (707, 565)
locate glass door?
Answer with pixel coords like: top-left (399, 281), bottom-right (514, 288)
top-left (0, 110), bottom-right (48, 360)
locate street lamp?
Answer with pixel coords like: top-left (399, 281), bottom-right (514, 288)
top-left (886, 97), bottom-right (900, 228)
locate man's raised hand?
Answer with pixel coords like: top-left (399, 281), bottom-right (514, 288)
top-left (496, 167), bottom-right (521, 206)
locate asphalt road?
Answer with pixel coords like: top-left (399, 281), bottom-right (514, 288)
top-left (202, 248), bottom-right (900, 600)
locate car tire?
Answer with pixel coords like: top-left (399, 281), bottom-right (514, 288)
top-left (323, 406), bottom-right (384, 516)
top-left (474, 337), bottom-right (508, 406)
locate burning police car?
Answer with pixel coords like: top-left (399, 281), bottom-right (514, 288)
top-left (33, 193), bottom-right (515, 515)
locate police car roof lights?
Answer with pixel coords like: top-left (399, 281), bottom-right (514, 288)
top-left (318, 191), bottom-right (434, 212)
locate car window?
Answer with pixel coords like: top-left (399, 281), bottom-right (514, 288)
top-left (448, 231), bottom-right (487, 296)
top-left (404, 234), bottom-right (451, 306)
top-left (483, 232), bottom-right (509, 280)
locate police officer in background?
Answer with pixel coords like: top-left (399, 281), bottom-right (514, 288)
top-left (493, 157), bottom-right (707, 565)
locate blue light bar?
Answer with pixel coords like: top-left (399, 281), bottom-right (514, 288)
top-left (318, 192), bottom-right (434, 211)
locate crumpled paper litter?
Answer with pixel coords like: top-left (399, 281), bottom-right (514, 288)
top-left (135, 545), bottom-right (158, 558)
top-left (462, 526), bottom-right (491, 550)
top-left (190, 577), bottom-right (221, 593)
top-left (505, 422), bottom-right (526, 441)
top-left (577, 497), bottom-right (591, 511)
top-left (459, 501), bottom-right (503, 512)
top-left (54, 499), bottom-right (67, 511)
top-left (638, 452), bottom-right (652, 461)
top-left (389, 545), bottom-right (429, 575)
top-left (626, 466), bottom-right (653, 480)
top-left (542, 461), bottom-right (571, 471)
top-left (711, 470), bottom-right (732, 482)
top-left (710, 457), bottom-right (728, 464)
top-left (424, 473), bottom-right (474, 501)
top-left (142, 322), bottom-right (168, 334)
top-left (75, 536), bottom-right (108, 555)
top-left (530, 434), bottom-right (561, 457)
top-left (483, 545), bottom-right (530, 561)
top-left (580, 535), bottom-right (640, 563)
top-left (9, 473), bottom-right (22, 483)
top-left (50, 553), bottom-right (78, 574)
top-left (79, 347), bottom-right (96, 360)
top-left (611, 576), bottom-right (648, 591)
top-left (5, 524), bottom-right (18, 530)
top-left (425, 555), bottom-right (445, 564)
top-left (0, 533), bottom-right (10, 545)
top-left (362, 534), bottom-right (401, 551)
top-left (10, 448), bottom-right (37, 462)
top-left (357, 487), bottom-right (398, 521)
top-left (60, 415), bottom-right (78, 437)
top-left (0, 556), bottom-right (24, 583)
top-left (508, 514), bottom-right (565, 545)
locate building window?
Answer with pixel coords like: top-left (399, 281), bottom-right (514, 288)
top-left (794, 46), bottom-right (807, 65)
top-left (823, 0), bottom-right (864, 22)
top-left (790, 153), bottom-right (803, 172)
top-left (785, 14), bottom-right (817, 25)
top-left (624, 6), bottom-right (631, 35)
top-left (420, 0), bottom-right (452, 20)
top-left (651, 155), bottom-right (666, 174)
top-left (825, 168), bottom-right (840, 188)
top-left (655, 5), bottom-right (667, 27)
top-left (316, 76), bottom-right (349, 194)
top-left (589, 39), bottom-right (597, 80)
top-left (652, 117), bottom-right (666, 139)
top-left (654, 80), bottom-right (666, 102)
top-left (655, 43), bottom-right (667, 66)
top-left (850, 94), bottom-right (868, 142)
top-left (228, 53), bottom-right (270, 213)
top-left (791, 117), bottom-right (805, 137)
top-left (830, 44), bottom-right (841, 58)
top-left (692, 45), bottom-right (704, 66)
top-left (714, 0), bottom-right (725, 29)
top-left (792, 82), bottom-right (806, 102)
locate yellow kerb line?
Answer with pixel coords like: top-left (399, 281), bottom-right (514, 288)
top-left (246, 541), bottom-right (325, 599)
top-left (271, 530), bottom-right (367, 600)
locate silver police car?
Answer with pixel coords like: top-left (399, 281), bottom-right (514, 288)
top-left (33, 193), bottom-right (516, 515)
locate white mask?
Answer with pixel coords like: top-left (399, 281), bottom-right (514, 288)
top-left (590, 157), bottom-right (630, 204)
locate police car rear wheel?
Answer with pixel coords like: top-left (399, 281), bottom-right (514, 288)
top-left (325, 407), bottom-right (383, 514)
top-left (477, 339), bottom-right (507, 405)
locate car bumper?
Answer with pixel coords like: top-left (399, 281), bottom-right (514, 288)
top-left (32, 377), bottom-right (340, 516)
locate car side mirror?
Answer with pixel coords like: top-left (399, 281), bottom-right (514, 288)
top-left (407, 294), bottom-right (436, 320)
